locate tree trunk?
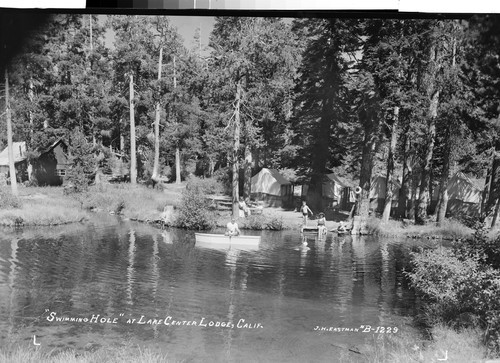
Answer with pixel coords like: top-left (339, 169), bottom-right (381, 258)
top-left (5, 69), bottom-right (18, 195)
top-left (480, 148), bottom-right (495, 219)
top-left (382, 106), bottom-right (399, 221)
top-left (89, 14), bottom-right (92, 52)
top-left (436, 32), bottom-right (457, 225)
top-left (152, 47), bottom-right (163, 184)
top-left (415, 90), bottom-right (439, 224)
top-left (208, 157), bottom-right (214, 178)
top-left (120, 130), bottom-right (124, 154)
top-left (436, 128), bottom-right (451, 225)
top-left (352, 120), bottom-right (379, 235)
top-left (492, 198), bottom-right (500, 229)
top-left (232, 80), bottom-right (242, 219)
top-left (129, 74), bottom-right (137, 185)
top-left (173, 56), bottom-right (182, 185)
top-left (484, 142), bottom-right (500, 228)
top-left (307, 89), bottom-right (333, 212)
top-left (27, 77), bottom-right (34, 182)
top-left (175, 147), bottom-right (181, 184)
top-left (397, 132), bottom-right (411, 219)
top-left (28, 77), bottom-right (34, 142)
top-left (409, 172), bottom-right (419, 220)
top-left (243, 141), bottom-right (252, 200)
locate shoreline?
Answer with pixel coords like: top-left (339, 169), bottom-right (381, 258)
top-left (0, 185), bottom-right (474, 241)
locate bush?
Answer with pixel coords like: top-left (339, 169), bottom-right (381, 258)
top-left (0, 189), bottom-right (22, 209)
top-left (174, 176), bottom-right (218, 230)
top-left (66, 129), bottom-right (96, 193)
top-left (266, 214), bottom-right (284, 230)
top-left (239, 213), bottom-right (284, 230)
top-left (186, 175), bottom-right (223, 195)
top-left (406, 232), bottom-right (500, 355)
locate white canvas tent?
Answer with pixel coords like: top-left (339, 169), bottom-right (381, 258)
top-left (369, 175), bottom-right (401, 200)
top-left (251, 168), bottom-right (293, 207)
top-left (432, 172), bottom-right (482, 204)
top-left (369, 175), bottom-right (401, 214)
top-left (322, 173), bottom-right (356, 210)
top-left (432, 172), bottom-right (483, 217)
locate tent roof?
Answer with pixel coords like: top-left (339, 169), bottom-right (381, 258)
top-left (451, 172), bottom-right (483, 192)
top-left (372, 175), bottom-right (402, 189)
top-left (0, 142), bottom-right (27, 166)
top-left (325, 173), bottom-right (355, 188)
top-left (264, 168), bottom-right (291, 185)
top-left (460, 173), bottom-right (484, 191)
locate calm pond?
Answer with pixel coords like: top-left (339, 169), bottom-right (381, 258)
top-left (0, 215), bottom-right (430, 362)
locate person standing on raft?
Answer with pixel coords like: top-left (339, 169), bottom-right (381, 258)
top-left (301, 200), bottom-right (313, 226)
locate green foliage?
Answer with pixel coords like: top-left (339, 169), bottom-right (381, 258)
top-left (175, 176), bottom-right (219, 230)
top-left (406, 229), bottom-right (500, 354)
top-left (213, 167), bottom-right (231, 195)
top-left (239, 213), bottom-right (284, 230)
top-left (65, 129), bottom-right (96, 193)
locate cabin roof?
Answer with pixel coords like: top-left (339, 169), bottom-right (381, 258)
top-left (0, 142), bottom-right (27, 166)
top-left (40, 138), bottom-right (67, 155)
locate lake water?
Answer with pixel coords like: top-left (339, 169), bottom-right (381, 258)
top-left (0, 216), bottom-right (429, 362)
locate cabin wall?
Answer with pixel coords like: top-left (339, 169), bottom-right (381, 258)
top-left (33, 142), bottom-right (70, 186)
top-left (0, 161), bottom-right (28, 185)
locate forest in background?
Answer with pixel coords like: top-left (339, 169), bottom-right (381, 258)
top-left (1, 13), bottom-right (500, 233)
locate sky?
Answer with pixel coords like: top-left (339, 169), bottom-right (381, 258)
top-left (102, 15), bottom-right (215, 54)
top-left (169, 16), bottom-right (215, 51)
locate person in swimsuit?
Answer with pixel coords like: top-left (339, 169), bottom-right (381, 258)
top-left (317, 212), bottom-right (327, 237)
top-left (301, 200), bottom-right (313, 226)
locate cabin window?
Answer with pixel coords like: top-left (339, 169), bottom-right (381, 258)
top-left (57, 169), bottom-right (66, 176)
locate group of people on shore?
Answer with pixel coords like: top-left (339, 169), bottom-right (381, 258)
top-left (226, 199), bottom-right (348, 236)
top-left (300, 200), bottom-right (348, 235)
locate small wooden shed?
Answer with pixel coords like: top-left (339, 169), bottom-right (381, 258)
top-left (33, 139), bottom-right (70, 186)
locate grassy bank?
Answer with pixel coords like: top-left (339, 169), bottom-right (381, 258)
top-left (0, 344), bottom-right (171, 363)
top-left (360, 324), bottom-right (488, 363)
top-left (1, 326), bottom-right (488, 363)
top-left (0, 183), bottom-right (183, 227)
top-left (78, 183), bottom-right (183, 222)
top-left (367, 218), bottom-right (473, 240)
top-left (0, 186), bottom-right (87, 226)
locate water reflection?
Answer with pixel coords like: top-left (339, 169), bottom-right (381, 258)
top-left (0, 219), bottom-right (423, 362)
top-left (127, 230), bottom-right (135, 306)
